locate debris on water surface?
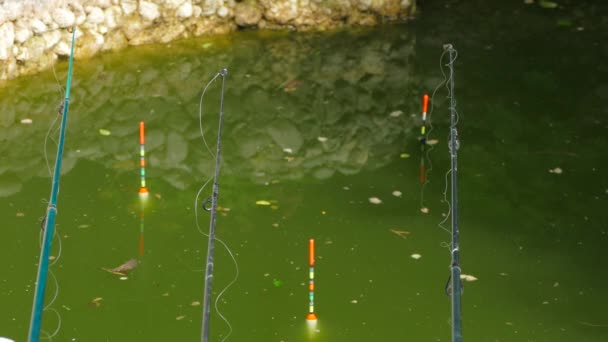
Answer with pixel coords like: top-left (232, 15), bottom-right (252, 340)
top-left (20, 118), bottom-right (33, 124)
top-left (272, 223), bottom-right (279, 228)
top-left (392, 190), bottom-right (402, 197)
top-left (389, 110), bottom-right (403, 118)
top-left (420, 207), bottom-right (429, 214)
top-left (256, 200), bottom-right (271, 206)
top-left (317, 136), bottom-right (328, 142)
top-left (98, 128), bottom-right (111, 136)
top-left (539, 0), bottom-right (558, 9)
top-left (202, 42), bottom-right (213, 49)
top-left (283, 148), bottom-right (293, 154)
top-left (400, 153), bottom-right (410, 159)
top-left (102, 259), bottom-right (138, 275)
top-left (119, 276), bottom-right (128, 280)
top-left (460, 274), bottom-right (478, 282)
top-left (410, 253), bottom-right (422, 260)
top-left (162, 292), bottom-right (169, 297)
top-left (176, 315), bottom-right (185, 321)
top-left (16, 212), bottom-right (25, 217)
top-left (273, 279), bottom-right (283, 287)
top-left (283, 79), bottom-right (302, 92)
top-left (48, 256), bottom-right (56, 261)
top-left (549, 167), bottom-right (563, 174)
top-left (368, 197), bottom-right (382, 204)
top-left (426, 139), bottom-right (439, 146)
top-left (191, 301), bottom-right (201, 307)
top-left (90, 297), bottom-right (103, 308)
top-left (390, 229), bottom-right (410, 239)
top-left (350, 299), bottom-right (358, 304)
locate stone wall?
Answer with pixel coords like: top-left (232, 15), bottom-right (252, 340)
top-left (0, 0), bottom-right (415, 80)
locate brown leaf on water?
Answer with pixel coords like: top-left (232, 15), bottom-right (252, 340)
top-left (102, 259), bottom-right (138, 275)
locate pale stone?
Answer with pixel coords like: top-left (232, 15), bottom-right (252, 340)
top-left (176, 1), bottom-right (193, 18)
top-left (0, 7), bottom-right (6, 25)
top-left (30, 18), bottom-right (47, 34)
top-left (0, 22), bottom-right (15, 61)
top-left (139, 1), bottom-right (160, 21)
top-left (234, 2), bottom-right (262, 26)
top-left (165, 0), bottom-right (186, 9)
top-left (99, 25), bottom-right (108, 34)
top-left (91, 0), bottom-right (112, 8)
top-left (87, 7), bottom-right (105, 24)
top-left (42, 30), bottom-right (61, 49)
top-left (22, 36), bottom-right (45, 61)
top-left (102, 29), bottom-right (128, 51)
top-left (54, 40), bottom-right (70, 56)
top-left (75, 30), bottom-right (104, 59)
top-left (14, 24), bottom-right (32, 44)
top-left (357, 0), bottom-right (373, 10)
top-left (40, 11), bottom-right (53, 25)
top-left (52, 8), bottom-right (76, 28)
top-left (217, 6), bottom-right (229, 18)
top-left (192, 5), bottom-right (202, 17)
top-left (4, 1), bottom-right (23, 21)
top-left (120, 0), bottom-right (138, 15)
top-left (104, 6), bottom-right (122, 29)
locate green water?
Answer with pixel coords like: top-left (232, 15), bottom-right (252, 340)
top-left (1, 1), bottom-right (608, 341)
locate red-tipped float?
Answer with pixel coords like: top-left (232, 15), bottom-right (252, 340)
top-left (138, 121), bottom-right (148, 196)
top-left (307, 239), bottom-right (317, 321)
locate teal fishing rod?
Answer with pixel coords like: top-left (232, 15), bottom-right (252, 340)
top-left (201, 68), bottom-right (228, 342)
top-left (444, 43), bottom-right (463, 342)
top-left (28, 28), bottom-right (76, 342)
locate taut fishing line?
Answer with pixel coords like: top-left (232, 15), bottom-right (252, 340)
top-left (195, 70), bottom-right (239, 342)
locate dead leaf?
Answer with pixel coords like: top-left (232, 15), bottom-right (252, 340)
top-left (420, 207), bottom-right (429, 214)
top-left (368, 197), bottom-right (382, 204)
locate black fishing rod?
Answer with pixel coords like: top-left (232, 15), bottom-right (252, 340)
top-left (444, 43), bottom-right (463, 342)
top-left (201, 68), bottom-right (228, 342)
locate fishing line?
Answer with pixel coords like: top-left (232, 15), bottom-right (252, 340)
top-left (199, 72), bottom-right (222, 158)
top-left (195, 69), bottom-right (239, 342)
top-left (419, 49), bottom-right (450, 218)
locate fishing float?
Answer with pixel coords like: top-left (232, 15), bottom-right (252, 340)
top-left (138, 121), bottom-right (149, 197)
top-left (420, 94), bottom-right (429, 184)
top-left (138, 121), bottom-right (147, 256)
top-left (306, 238), bottom-right (317, 322)
top-left (28, 28), bottom-right (77, 342)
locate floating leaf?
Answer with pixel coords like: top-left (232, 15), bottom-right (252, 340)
top-left (389, 110), bottom-right (403, 118)
top-left (20, 118), bottom-right (33, 124)
top-left (283, 148), bottom-right (293, 154)
top-left (119, 276), bottom-right (128, 280)
top-left (368, 197), bottom-right (382, 204)
top-left (460, 274), bottom-right (478, 282)
top-left (392, 190), bottom-right (402, 197)
top-left (400, 153), bottom-right (410, 159)
top-left (350, 299), bottom-right (358, 304)
top-left (420, 207), bottom-right (429, 214)
top-left (176, 315), bottom-right (185, 320)
top-left (539, 0), bottom-right (558, 9)
top-left (99, 128), bottom-right (111, 136)
top-left (191, 301), bottom-right (201, 306)
top-left (410, 253), bottom-right (422, 260)
top-left (549, 167), bottom-right (563, 174)
top-left (317, 136), bottom-right (328, 142)
top-left (16, 212), bottom-right (25, 217)
top-left (426, 139), bottom-right (439, 146)
top-left (90, 297), bottom-right (103, 308)
top-left (256, 200), bottom-right (271, 206)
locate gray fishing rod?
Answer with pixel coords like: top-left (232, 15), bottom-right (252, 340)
top-left (445, 43), bottom-right (463, 342)
top-left (201, 68), bottom-right (228, 342)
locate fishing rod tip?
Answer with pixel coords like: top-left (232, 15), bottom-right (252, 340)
top-left (443, 43), bottom-right (454, 51)
top-left (219, 68), bottom-right (228, 76)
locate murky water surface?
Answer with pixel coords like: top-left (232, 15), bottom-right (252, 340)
top-left (1, 1), bottom-right (608, 341)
